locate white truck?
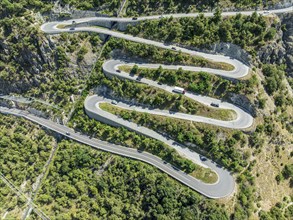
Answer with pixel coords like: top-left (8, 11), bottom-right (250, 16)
top-left (172, 86), bottom-right (185, 94)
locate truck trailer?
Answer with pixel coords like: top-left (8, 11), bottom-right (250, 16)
top-left (172, 86), bottom-right (185, 94)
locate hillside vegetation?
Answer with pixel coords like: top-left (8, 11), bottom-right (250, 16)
top-left (34, 140), bottom-right (228, 219)
top-left (0, 114), bottom-right (54, 219)
top-left (124, 0), bottom-right (282, 16)
top-left (42, 0), bottom-right (283, 17)
top-left (126, 11), bottom-right (277, 53)
top-left (0, 1), bottom-right (102, 115)
top-left (0, 1), bottom-right (292, 220)
top-left (118, 65), bottom-right (257, 98)
top-left (58, 0), bottom-right (121, 15)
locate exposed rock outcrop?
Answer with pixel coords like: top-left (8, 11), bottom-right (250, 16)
top-left (225, 93), bottom-right (257, 117)
top-left (0, 34), bottom-right (56, 94)
top-left (282, 13), bottom-right (293, 76)
top-left (258, 13), bottom-right (293, 76)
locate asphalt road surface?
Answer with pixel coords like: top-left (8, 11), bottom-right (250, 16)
top-left (0, 4), bottom-right (293, 198)
top-left (41, 23), bottom-right (248, 79)
top-left (41, 6), bottom-right (293, 23)
top-left (102, 60), bottom-right (254, 129)
top-left (0, 107), bottom-right (234, 199)
top-left (40, 10), bottom-right (269, 198)
top-left (7, 8), bottom-right (293, 198)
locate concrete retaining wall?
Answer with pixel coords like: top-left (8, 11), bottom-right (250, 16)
top-left (84, 103), bottom-right (170, 145)
top-left (178, 42), bottom-right (252, 67)
top-left (72, 19), bottom-right (138, 31)
top-left (116, 21), bottom-right (140, 31)
top-left (85, 107), bottom-right (123, 128)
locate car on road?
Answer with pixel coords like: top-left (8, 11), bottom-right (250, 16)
top-left (116, 69), bottom-right (121, 73)
top-left (169, 110), bottom-right (175, 114)
top-left (132, 17), bottom-right (138, 20)
top-left (200, 156), bottom-right (207, 161)
top-left (69, 27), bottom-right (75, 30)
top-left (158, 82), bottom-right (163, 85)
top-left (210, 102), bottom-right (219, 107)
top-left (172, 166), bottom-right (180, 171)
top-left (111, 100), bottom-right (118, 105)
top-left (263, 11), bottom-right (270, 14)
top-left (171, 47), bottom-right (176, 50)
top-left (66, 132), bottom-right (70, 135)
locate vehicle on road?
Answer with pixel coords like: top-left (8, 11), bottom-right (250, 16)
top-left (116, 69), bottom-right (121, 73)
top-left (210, 103), bottom-right (219, 107)
top-left (111, 100), bottom-right (118, 105)
top-left (169, 110), bottom-right (175, 114)
top-left (69, 27), bottom-right (75, 30)
top-left (172, 166), bottom-right (180, 171)
top-left (200, 156), bottom-right (207, 161)
top-left (132, 17), bottom-right (138, 20)
top-left (172, 86), bottom-right (185, 94)
top-left (66, 132), bottom-right (70, 135)
top-left (171, 47), bottom-right (176, 50)
top-left (158, 82), bottom-right (163, 85)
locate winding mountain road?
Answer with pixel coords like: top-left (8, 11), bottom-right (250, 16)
top-left (102, 60), bottom-right (253, 129)
top-left (5, 8), bottom-right (292, 198)
top-left (0, 107), bottom-right (234, 199)
top-left (41, 22), bottom-right (247, 78)
top-left (42, 6), bottom-right (293, 24)
top-left (40, 13), bottom-right (257, 198)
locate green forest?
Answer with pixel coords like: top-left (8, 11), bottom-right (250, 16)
top-left (104, 38), bottom-right (233, 70)
top-left (70, 93), bottom-right (203, 176)
top-left (0, 0), bottom-right (292, 219)
top-left (125, 0), bottom-right (280, 16)
top-left (99, 72), bottom-right (236, 120)
top-left (0, 114), bottom-right (54, 219)
top-left (34, 140), bottom-right (228, 219)
top-left (56, 0), bottom-right (282, 17)
top-left (119, 65), bottom-right (257, 97)
top-left (99, 102), bottom-right (248, 172)
top-left (126, 11), bottom-right (276, 51)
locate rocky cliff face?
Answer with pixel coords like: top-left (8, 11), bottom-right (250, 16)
top-left (0, 28), bottom-right (97, 95)
top-left (282, 13), bottom-right (293, 76)
top-left (258, 13), bottom-right (293, 76)
top-left (0, 33), bottom-right (56, 94)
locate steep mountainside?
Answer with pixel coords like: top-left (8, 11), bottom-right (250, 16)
top-left (0, 1), bottom-right (292, 220)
